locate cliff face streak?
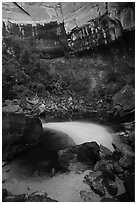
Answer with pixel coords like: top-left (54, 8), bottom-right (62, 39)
top-left (2, 3), bottom-right (135, 58)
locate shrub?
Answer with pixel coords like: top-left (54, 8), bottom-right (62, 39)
top-left (2, 36), bottom-right (135, 102)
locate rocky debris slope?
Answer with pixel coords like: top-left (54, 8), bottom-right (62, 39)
top-left (2, 85), bottom-right (135, 124)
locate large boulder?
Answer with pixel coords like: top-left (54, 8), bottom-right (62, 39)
top-left (119, 154), bottom-right (134, 169)
top-left (58, 142), bottom-right (100, 171)
top-left (128, 130), bottom-right (135, 146)
top-left (2, 112), bottom-right (43, 160)
top-left (112, 135), bottom-right (135, 157)
top-left (102, 178), bottom-right (118, 196)
top-left (88, 179), bottom-right (106, 197)
top-left (124, 174), bottom-right (135, 201)
top-left (2, 188), bottom-right (10, 201)
top-left (83, 171), bottom-right (105, 197)
top-left (83, 171), bottom-right (118, 197)
top-left (112, 85), bottom-right (135, 122)
top-left (115, 193), bottom-right (131, 202)
top-left (94, 159), bottom-right (115, 181)
top-left (100, 144), bottom-right (112, 157)
top-left (113, 161), bottom-right (124, 174)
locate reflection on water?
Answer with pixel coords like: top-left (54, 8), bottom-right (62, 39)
top-left (43, 122), bottom-right (114, 151)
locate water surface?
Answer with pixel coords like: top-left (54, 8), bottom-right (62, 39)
top-left (3, 121), bottom-right (118, 202)
top-left (43, 121), bottom-right (114, 151)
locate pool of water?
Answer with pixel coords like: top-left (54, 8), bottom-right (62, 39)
top-left (3, 121), bottom-right (118, 202)
top-left (43, 121), bottom-right (114, 151)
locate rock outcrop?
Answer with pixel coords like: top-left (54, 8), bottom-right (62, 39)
top-left (112, 85), bottom-right (135, 122)
top-left (2, 112), bottom-right (43, 160)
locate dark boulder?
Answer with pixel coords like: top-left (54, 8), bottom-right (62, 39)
top-left (111, 151), bottom-right (123, 161)
top-left (58, 142), bottom-right (100, 171)
top-left (112, 136), bottom-right (135, 157)
top-left (94, 159), bottom-right (115, 181)
top-left (102, 169), bottom-right (115, 182)
top-left (100, 144), bottom-right (113, 157)
top-left (94, 159), bottom-right (108, 171)
top-left (2, 112), bottom-right (43, 160)
top-left (94, 159), bottom-right (114, 171)
top-left (124, 174), bottom-right (135, 201)
top-left (115, 193), bottom-right (131, 202)
top-left (83, 171), bottom-right (102, 185)
top-left (83, 171), bottom-right (105, 197)
top-left (2, 188), bottom-right (9, 201)
top-left (113, 162), bottom-right (124, 174)
top-left (102, 178), bottom-right (118, 196)
top-left (128, 130), bottom-right (135, 145)
top-left (77, 142), bottom-right (100, 162)
top-left (119, 155), bottom-right (134, 169)
top-left (120, 109), bottom-right (135, 123)
top-left (112, 85), bottom-right (135, 122)
top-left (89, 179), bottom-right (106, 197)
